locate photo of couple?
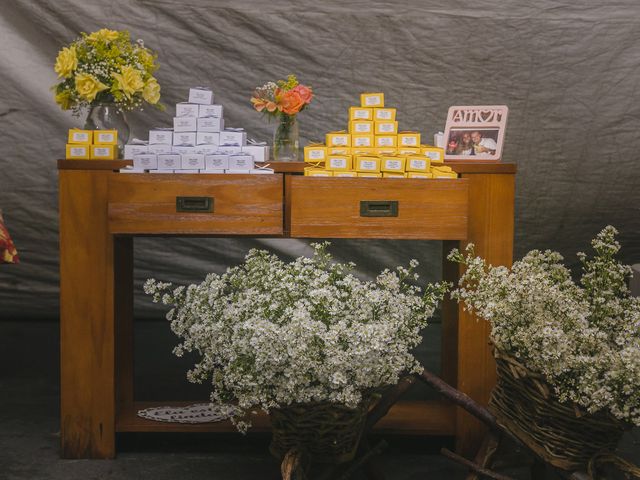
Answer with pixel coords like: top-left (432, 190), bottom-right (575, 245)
top-left (446, 129), bottom-right (499, 156)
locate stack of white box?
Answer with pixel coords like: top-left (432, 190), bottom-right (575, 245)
top-left (122, 87), bottom-right (272, 175)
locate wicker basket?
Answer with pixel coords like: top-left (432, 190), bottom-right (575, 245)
top-left (489, 350), bottom-right (628, 471)
top-left (269, 398), bottom-right (373, 464)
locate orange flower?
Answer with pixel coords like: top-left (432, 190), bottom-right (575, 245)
top-left (251, 96), bottom-right (279, 113)
top-left (292, 84), bottom-right (313, 104)
top-left (280, 90), bottom-right (305, 115)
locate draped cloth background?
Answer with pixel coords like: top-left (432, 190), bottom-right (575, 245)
top-left (1, 0), bottom-right (639, 319)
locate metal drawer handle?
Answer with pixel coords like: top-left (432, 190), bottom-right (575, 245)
top-left (176, 196), bottom-right (213, 213)
top-left (360, 200), bottom-right (398, 217)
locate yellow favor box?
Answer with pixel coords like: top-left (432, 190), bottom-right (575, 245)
top-left (374, 121), bottom-right (398, 135)
top-left (349, 107), bottom-right (373, 121)
top-left (351, 147), bottom-right (378, 155)
top-left (383, 172), bottom-right (407, 178)
top-left (304, 167), bottom-right (333, 177)
top-left (360, 92), bottom-right (385, 108)
top-left (375, 135), bottom-right (397, 148)
top-left (304, 145), bottom-right (327, 162)
top-left (432, 166), bottom-right (457, 178)
top-left (326, 155), bottom-right (353, 171)
top-left (374, 108), bottom-right (396, 121)
top-left (398, 147), bottom-right (420, 155)
top-left (68, 129), bottom-right (92, 144)
top-left (328, 147), bottom-right (351, 155)
top-left (326, 131), bottom-right (351, 147)
top-left (421, 145), bottom-right (445, 164)
top-left (377, 147), bottom-right (397, 155)
top-left (407, 172), bottom-right (434, 179)
top-left (349, 121), bottom-right (373, 134)
top-left (358, 172), bottom-right (383, 178)
top-left (65, 144), bottom-right (90, 159)
top-left (405, 155), bottom-right (431, 172)
top-left (398, 131), bottom-right (421, 147)
top-left (351, 134), bottom-right (374, 148)
top-left (90, 144), bottom-right (117, 160)
top-left (93, 130), bottom-right (118, 145)
top-left (355, 155), bottom-right (381, 173)
top-left (334, 171), bottom-right (358, 177)
top-left (380, 155), bottom-right (406, 173)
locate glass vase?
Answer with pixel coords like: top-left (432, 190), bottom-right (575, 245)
top-left (273, 114), bottom-right (299, 162)
top-left (84, 103), bottom-right (131, 157)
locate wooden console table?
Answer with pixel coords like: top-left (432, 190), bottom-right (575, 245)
top-left (58, 159), bottom-right (515, 459)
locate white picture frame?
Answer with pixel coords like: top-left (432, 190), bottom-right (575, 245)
top-left (443, 105), bottom-right (508, 161)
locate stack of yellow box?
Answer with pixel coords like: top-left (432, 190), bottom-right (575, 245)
top-left (65, 129), bottom-right (119, 160)
top-left (303, 93), bottom-right (455, 178)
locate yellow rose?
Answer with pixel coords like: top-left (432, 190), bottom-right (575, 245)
top-left (55, 90), bottom-right (73, 110)
top-left (87, 28), bottom-right (120, 43)
top-left (112, 65), bottom-right (144, 99)
top-left (54, 46), bottom-right (77, 78)
top-left (142, 77), bottom-right (161, 104)
top-left (74, 73), bottom-right (108, 102)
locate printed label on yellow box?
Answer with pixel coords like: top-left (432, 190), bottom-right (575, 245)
top-left (398, 132), bottom-right (421, 147)
top-left (94, 130), bottom-right (118, 145)
top-left (326, 132), bottom-right (351, 147)
top-left (326, 155), bottom-right (352, 171)
top-left (357, 172), bottom-right (383, 178)
top-left (421, 145), bottom-right (445, 163)
top-left (377, 147), bottom-right (397, 155)
top-left (351, 134), bottom-right (374, 147)
top-left (406, 155), bottom-right (431, 172)
top-left (380, 156), bottom-right (406, 173)
top-left (304, 168), bottom-right (333, 177)
top-left (68, 129), bottom-right (92, 144)
top-left (90, 144), bottom-right (117, 160)
top-left (328, 147), bottom-right (351, 155)
top-left (374, 121), bottom-right (398, 135)
top-left (349, 107), bottom-right (373, 120)
top-left (304, 145), bottom-right (327, 162)
top-left (360, 93), bottom-right (384, 108)
top-left (383, 173), bottom-right (407, 178)
top-left (355, 156), bottom-right (381, 172)
top-left (375, 135), bottom-right (397, 148)
top-left (407, 172), bottom-right (434, 179)
top-left (334, 171), bottom-right (358, 177)
top-left (351, 147), bottom-right (378, 155)
top-left (398, 147), bottom-right (420, 155)
top-left (374, 108), bottom-right (396, 121)
top-left (66, 144), bottom-right (90, 159)
top-left (349, 121), bottom-right (373, 134)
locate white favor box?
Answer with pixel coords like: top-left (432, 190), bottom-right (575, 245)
top-left (219, 130), bottom-right (247, 146)
top-left (119, 168), bottom-right (146, 174)
top-left (172, 145), bottom-right (197, 155)
top-left (216, 145), bottom-right (242, 155)
top-left (181, 153), bottom-right (205, 169)
top-left (225, 169), bottom-right (251, 174)
top-left (149, 169), bottom-right (174, 174)
top-left (173, 116), bottom-right (197, 132)
top-left (197, 117), bottom-right (224, 132)
top-left (205, 154), bottom-right (229, 170)
top-left (148, 144), bottom-right (173, 154)
top-left (201, 169), bottom-right (225, 174)
top-left (196, 132), bottom-right (220, 145)
top-left (174, 169), bottom-right (200, 174)
top-left (133, 153), bottom-right (158, 170)
top-left (124, 144), bottom-right (148, 159)
top-left (149, 128), bottom-right (173, 145)
top-left (199, 104), bottom-right (223, 118)
top-left (250, 168), bottom-right (274, 175)
top-left (188, 87), bottom-right (214, 105)
top-left (176, 103), bottom-right (199, 117)
top-left (228, 154), bottom-right (254, 170)
top-left (195, 144), bottom-right (220, 155)
top-left (173, 132), bottom-right (197, 146)
top-left (242, 145), bottom-right (269, 163)
top-left (157, 153), bottom-right (181, 170)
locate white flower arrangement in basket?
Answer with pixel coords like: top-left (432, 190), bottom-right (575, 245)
top-left (448, 226), bottom-right (640, 426)
top-left (145, 243), bottom-right (447, 432)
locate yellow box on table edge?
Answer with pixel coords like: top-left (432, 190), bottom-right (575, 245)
top-left (333, 171), bottom-right (358, 177)
top-left (326, 155), bottom-right (353, 171)
top-left (355, 155), bottom-right (381, 173)
top-left (380, 155), bottom-right (406, 173)
top-left (304, 145), bottom-right (327, 162)
top-left (304, 167), bottom-right (333, 177)
top-left (357, 172), bottom-right (383, 178)
top-left (90, 144), bottom-right (118, 160)
top-left (66, 144), bottom-right (90, 159)
top-left (68, 129), bottom-right (92, 144)
top-left (405, 155), bottom-right (431, 172)
top-left (421, 145), bottom-right (445, 164)
top-left (407, 172), bottom-right (434, 179)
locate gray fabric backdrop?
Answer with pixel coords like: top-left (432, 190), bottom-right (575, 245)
top-left (1, 0), bottom-right (639, 319)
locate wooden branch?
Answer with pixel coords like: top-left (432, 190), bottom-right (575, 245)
top-left (465, 432), bottom-right (502, 480)
top-left (364, 376), bottom-right (417, 432)
top-left (441, 448), bottom-right (517, 480)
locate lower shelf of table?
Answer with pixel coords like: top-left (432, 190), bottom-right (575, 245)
top-left (116, 400), bottom-right (456, 436)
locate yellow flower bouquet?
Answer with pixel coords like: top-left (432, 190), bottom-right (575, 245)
top-left (52, 28), bottom-right (162, 113)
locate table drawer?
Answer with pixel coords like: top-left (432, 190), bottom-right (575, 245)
top-left (287, 177), bottom-right (468, 239)
top-left (108, 174), bottom-right (283, 235)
